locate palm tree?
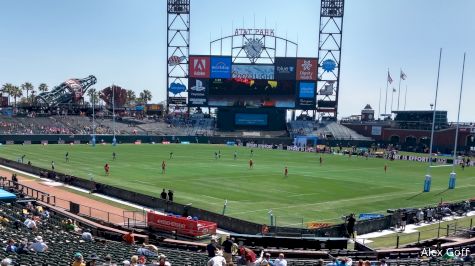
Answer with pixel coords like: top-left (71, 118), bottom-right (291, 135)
top-left (21, 82), bottom-right (34, 103)
top-left (126, 90), bottom-right (136, 105)
top-left (139, 89), bottom-right (152, 104)
top-left (87, 88), bottom-right (99, 105)
top-left (11, 86), bottom-right (22, 107)
top-left (38, 83), bottom-right (48, 93)
top-left (1, 83), bottom-right (14, 105)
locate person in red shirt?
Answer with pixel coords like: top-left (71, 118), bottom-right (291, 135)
top-left (249, 159), bottom-right (253, 169)
top-left (161, 160), bottom-right (166, 174)
top-left (122, 231), bottom-right (135, 244)
top-left (238, 246), bottom-right (256, 264)
top-left (284, 166), bottom-right (288, 177)
top-left (104, 163), bottom-right (110, 176)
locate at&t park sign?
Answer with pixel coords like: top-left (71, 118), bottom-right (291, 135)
top-left (234, 28), bottom-right (275, 36)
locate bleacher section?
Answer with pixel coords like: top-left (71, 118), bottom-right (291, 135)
top-left (0, 202), bottom-right (209, 265)
top-left (288, 120), bottom-right (316, 136)
top-left (314, 122), bottom-right (373, 141)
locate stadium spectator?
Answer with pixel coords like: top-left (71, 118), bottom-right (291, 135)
top-left (326, 258), bottom-right (338, 266)
top-left (5, 239), bottom-right (17, 253)
top-left (136, 243), bottom-right (158, 258)
top-left (207, 238), bottom-right (218, 258)
top-left (1, 258), bottom-right (12, 266)
top-left (64, 218), bottom-right (78, 231)
top-left (160, 189), bottom-right (167, 200)
top-left (416, 208), bottom-right (424, 224)
top-left (263, 253), bottom-right (274, 266)
top-left (377, 259), bottom-right (387, 266)
top-left (130, 255), bottom-right (139, 265)
top-left (345, 214), bottom-right (356, 238)
top-left (123, 231), bottom-right (135, 245)
top-left (102, 254), bottom-right (115, 266)
top-left (167, 189), bottom-right (174, 202)
top-left (316, 259), bottom-right (324, 266)
top-left (24, 215), bottom-right (37, 231)
top-left (400, 213), bottom-right (407, 231)
top-left (86, 254), bottom-right (100, 266)
top-left (157, 254), bottom-right (171, 266)
top-left (426, 208), bottom-right (433, 222)
top-left (137, 256), bottom-right (146, 266)
top-left (237, 246), bottom-right (256, 265)
top-left (29, 236), bottom-right (48, 252)
top-left (207, 249), bottom-right (226, 266)
top-left (82, 229), bottom-right (94, 242)
top-left (273, 253), bottom-right (287, 266)
top-left (15, 238), bottom-right (29, 254)
top-left (222, 235), bottom-right (234, 264)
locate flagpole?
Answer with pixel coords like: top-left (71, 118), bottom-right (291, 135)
top-left (384, 68), bottom-right (389, 115)
top-left (397, 69), bottom-right (402, 110)
top-left (404, 85), bottom-right (408, 110)
top-left (390, 88), bottom-right (395, 113)
top-left (452, 52), bottom-right (466, 173)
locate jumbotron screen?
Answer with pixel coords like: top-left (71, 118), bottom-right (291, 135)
top-left (186, 55), bottom-right (318, 109)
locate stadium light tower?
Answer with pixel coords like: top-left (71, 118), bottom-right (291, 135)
top-left (317, 0), bottom-right (345, 120)
top-left (166, 0), bottom-right (190, 113)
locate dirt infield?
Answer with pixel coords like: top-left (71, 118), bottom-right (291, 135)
top-left (0, 168), bottom-right (144, 225)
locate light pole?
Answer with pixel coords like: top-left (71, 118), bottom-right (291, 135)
top-left (112, 85), bottom-right (117, 146)
top-left (91, 88), bottom-right (96, 147)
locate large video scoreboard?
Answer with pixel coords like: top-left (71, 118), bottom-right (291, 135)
top-left (188, 55), bottom-right (318, 109)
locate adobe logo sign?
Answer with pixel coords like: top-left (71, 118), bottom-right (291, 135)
top-left (189, 56), bottom-right (210, 78)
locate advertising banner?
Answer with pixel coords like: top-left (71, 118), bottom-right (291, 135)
top-left (296, 81), bottom-right (316, 109)
top-left (235, 113), bottom-right (268, 126)
top-left (232, 64), bottom-right (274, 80)
top-left (371, 126), bottom-right (382, 136)
top-left (359, 213), bottom-right (385, 220)
top-left (168, 97), bottom-right (187, 105)
top-left (210, 56), bottom-right (232, 78)
top-left (275, 57), bottom-right (297, 80)
top-left (189, 56), bottom-right (210, 78)
top-left (209, 78), bottom-right (295, 95)
top-left (147, 212), bottom-right (217, 237)
top-left (188, 78), bottom-right (208, 106)
top-left (296, 58), bottom-right (318, 81)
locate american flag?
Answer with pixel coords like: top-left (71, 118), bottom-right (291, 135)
top-left (400, 70), bottom-right (407, 80)
top-left (387, 71), bottom-right (393, 84)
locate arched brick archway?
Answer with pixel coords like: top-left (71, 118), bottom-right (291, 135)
top-left (467, 134), bottom-right (475, 147)
top-left (390, 135), bottom-right (400, 144)
top-left (405, 136), bottom-right (417, 146)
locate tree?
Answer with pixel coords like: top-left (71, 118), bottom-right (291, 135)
top-left (21, 82), bottom-right (34, 103)
top-left (1, 83), bottom-right (13, 105)
top-left (38, 83), bottom-right (48, 93)
top-left (11, 86), bottom-right (22, 107)
top-left (126, 90), bottom-right (136, 105)
top-left (139, 89), bottom-right (152, 104)
top-left (87, 88), bottom-right (99, 105)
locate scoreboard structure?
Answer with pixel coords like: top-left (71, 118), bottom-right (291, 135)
top-left (188, 55), bottom-right (318, 110)
top-left (186, 31), bottom-right (318, 130)
top-left (166, 0), bottom-right (346, 121)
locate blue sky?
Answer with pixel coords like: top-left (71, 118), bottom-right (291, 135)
top-left (0, 0), bottom-right (473, 121)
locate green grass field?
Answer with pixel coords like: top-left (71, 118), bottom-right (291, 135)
top-left (1, 144), bottom-right (474, 227)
